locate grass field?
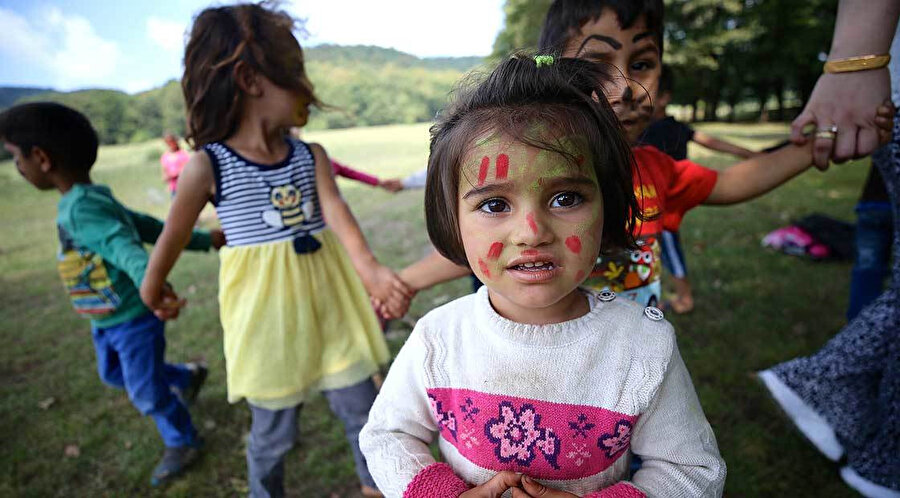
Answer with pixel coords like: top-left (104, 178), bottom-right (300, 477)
top-left (0, 122), bottom-right (872, 497)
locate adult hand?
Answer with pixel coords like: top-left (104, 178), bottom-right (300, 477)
top-left (790, 68), bottom-right (891, 170)
top-left (511, 475), bottom-right (579, 497)
top-left (459, 471), bottom-right (523, 498)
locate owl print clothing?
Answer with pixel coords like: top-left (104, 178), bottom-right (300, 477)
top-left (582, 146), bottom-right (718, 306)
top-left (204, 138), bottom-right (390, 410)
top-left (360, 287), bottom-right (725, 497)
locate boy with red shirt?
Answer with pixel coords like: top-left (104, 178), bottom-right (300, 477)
top-left (537, 0), bottom-right (893, 307)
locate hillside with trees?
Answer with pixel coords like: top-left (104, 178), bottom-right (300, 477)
top-left (1, 45), bottom-right (482, 145)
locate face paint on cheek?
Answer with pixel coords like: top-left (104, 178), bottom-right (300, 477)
top-left (575, 269), bottom-right (585, 282)
top-left (477, 156), bottom-right (489, 186)
top-left (565, 235), bottom-right (582, 254)
top-left (487, 242), bottom-right (503, 260)
top-left (526, 213), bottom-right (537, 234)
top-left (477, 258), bottom-right (492, 279)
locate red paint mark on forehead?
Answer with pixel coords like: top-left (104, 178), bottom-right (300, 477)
top-left (576, 154), bottom-right (585, 166)
top-left (487, 242), bottom-right (504, 260)
top-left (575, 269), bottom-right (586, 282)
top-left (477, 156), bottom-right (490, 186)
top-left (477, 258), bottom-right (492, 279)
top-left (565, 235), bottom-right (582, 254)
top-left (495, 154), bottom-right (509, 180)
top-left (526, 213), bottom-right (538, 234)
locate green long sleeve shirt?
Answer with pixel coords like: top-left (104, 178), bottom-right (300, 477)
top-left (56, 183), bottom-right (212, 328)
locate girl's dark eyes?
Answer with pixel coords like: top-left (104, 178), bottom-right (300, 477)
top-left (551, 192), bottom-right (583, 208)
top-left (478, 198), bottom-right (510, 214)
top-left (631, 61), bottom-right (653, 72)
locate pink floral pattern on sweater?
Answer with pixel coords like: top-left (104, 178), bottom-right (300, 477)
top-left (427, 388), bottom-right (639, 480)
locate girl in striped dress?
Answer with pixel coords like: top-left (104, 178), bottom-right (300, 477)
top-left (139, 4), bottom-right (410, 497)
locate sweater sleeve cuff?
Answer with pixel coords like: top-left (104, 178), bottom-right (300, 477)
top-left (403, 463), bottom-right (470, 498)
top-left (584, 481), bottom-right (646, 498)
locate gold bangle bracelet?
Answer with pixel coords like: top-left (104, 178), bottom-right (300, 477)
top-left (824, 54), bottom-right (891, 73)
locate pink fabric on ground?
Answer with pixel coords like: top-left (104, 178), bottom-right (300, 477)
top-left (585, 481), bottom-right (646, 497)
top-left (332, 159), bottom-right (380, 186)
top-left (403, 462), bottom-right (470, 498)
top-left (426, 387), bottom-right (639, 480)
top-left (161, 150), bottom-right (190, 193)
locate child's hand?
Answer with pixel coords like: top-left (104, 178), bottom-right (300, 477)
top-left (511, 475), bottom-right (579, 497)
top-left (459, 471), bottom-right (522, 498)
top-left (210, 229), bottom-right (227, 250)
top-left (378, 178), bottom-right (404, 193)
top-left (154, 283), bottom-right (187, 321)
top-left (363, 265), bottom-right (413, 319)
top-left (875, 98), bottom-right (896, 146)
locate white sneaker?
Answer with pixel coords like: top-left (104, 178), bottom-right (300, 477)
top-left (757, 369), bottom-right (844, 461)
top-left (840, 466), bottom-right (900, 498)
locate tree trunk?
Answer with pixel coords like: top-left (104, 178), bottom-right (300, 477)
top-left (690, 98), bottom-right (699, 122)
top-left (774, 78), bottom-right (785, 121)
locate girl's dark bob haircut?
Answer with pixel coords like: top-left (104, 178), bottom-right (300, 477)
top-left (425, 54), bottom-right (643, 267)
top-left (182, 2), bottom-right (321, 148)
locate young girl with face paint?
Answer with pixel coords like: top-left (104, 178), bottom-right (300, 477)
top-left (139, 4), bottom-right (411, 497)
top-left (360, 55), bottom-right (725, 498)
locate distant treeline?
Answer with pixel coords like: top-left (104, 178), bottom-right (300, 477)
top-left (2, 45), bottom-right (483, 146)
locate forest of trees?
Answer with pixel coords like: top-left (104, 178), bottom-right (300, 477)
top-left (0, 45), bottom-right (481, 145)
top-left (1, 1), bottom-right (841, 146)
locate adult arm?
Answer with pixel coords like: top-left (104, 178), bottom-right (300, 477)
top-left (692, 131), bottom-right (758, 159)
top-left (790, 0), bottom-right (900, 168)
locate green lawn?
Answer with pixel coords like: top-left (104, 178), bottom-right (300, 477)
top-left (0, 122), bottom-right (870, 497)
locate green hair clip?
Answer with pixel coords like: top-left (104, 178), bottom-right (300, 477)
top-left (534, 55), bottom-right (554, 68)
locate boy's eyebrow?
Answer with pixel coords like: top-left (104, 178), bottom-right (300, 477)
top-left (633, 32), bottom-right (653, 43)
top-left (576, 35), bottom-right (622, 56)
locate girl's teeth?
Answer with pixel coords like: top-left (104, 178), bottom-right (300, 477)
top-left (524, 262), bottom-right (534, 268)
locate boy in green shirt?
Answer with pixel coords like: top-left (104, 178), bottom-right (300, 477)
top-left (0, 102), bottom-right (225, 486)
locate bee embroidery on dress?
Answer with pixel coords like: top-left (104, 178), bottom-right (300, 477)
top-left (262, 184), bottom-right (304, 229)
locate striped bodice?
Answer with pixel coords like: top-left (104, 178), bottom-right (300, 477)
top-left (205, 138), bottom-right (325, 247)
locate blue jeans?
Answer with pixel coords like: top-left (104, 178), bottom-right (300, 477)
top-left (92, 312), bottom-right (197, 448)
top-left (660, 230), bottom-right (688, 278)
top-left (246, 378), bottom-right (378, 497)
top-left (847, 202), bottom-right (893, 321)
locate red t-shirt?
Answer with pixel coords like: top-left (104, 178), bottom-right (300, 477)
top-left (582, 145), bottom-right (718, 306)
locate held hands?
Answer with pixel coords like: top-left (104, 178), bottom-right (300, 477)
top-left (361, 264), bottom-right (414, 319)
top-left (140, 281), bottom-right (187, 321)
top-left (378, 178), bottom-right (404, 193)
top-left (790, 69), bottom-right (892, 170)
top-left (210, 228), bottom-right (227, 250)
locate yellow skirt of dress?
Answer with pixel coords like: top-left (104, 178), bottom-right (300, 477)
top-left (218, 229), bottom-right (390, 410)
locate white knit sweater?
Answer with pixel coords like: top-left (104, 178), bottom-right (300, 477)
top-left (360, 287), bottom-right (725, 498)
